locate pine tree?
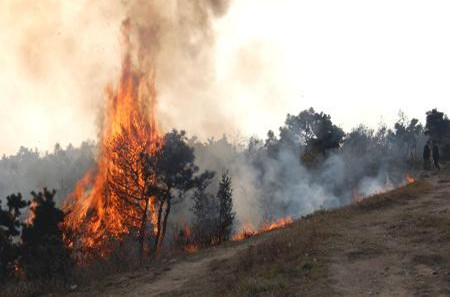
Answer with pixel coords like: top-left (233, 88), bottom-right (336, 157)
top-left (216, 171), bottom-right (235, 243)
top-left (192, 178), bottom-right (218, 246)
top-left (21, 188), bottom-right (71, 279)
top-left (0, 193), bottom-right (29, 281)
top-left (143, 130), bottom-right (214, 254)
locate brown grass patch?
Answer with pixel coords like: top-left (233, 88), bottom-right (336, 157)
top-left (180, 180), bottom-right (432, 297)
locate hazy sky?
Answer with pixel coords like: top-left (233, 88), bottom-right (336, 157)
top-left (1, 0), bottom-right (450, 155)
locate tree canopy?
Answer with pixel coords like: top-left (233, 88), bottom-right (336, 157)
top-left (143, 130), bottom-right (215, 254)
top-left (21, 188), bottom-right (71, 279)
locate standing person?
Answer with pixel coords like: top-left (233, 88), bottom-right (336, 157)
top-left (432, 140), bottom-right (440, 171)
top-left (423, 141), bottom-right (431, 171)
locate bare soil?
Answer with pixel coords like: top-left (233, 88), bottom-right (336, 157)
top-left (64, 234), bottom-right (269, 297)
top-left (64, 175), bottom-right (450, 297)
top-left (327, 177), bottom-right (450, 297)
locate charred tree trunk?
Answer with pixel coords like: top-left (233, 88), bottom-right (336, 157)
top-left (152, 197), bottom-right (166, 255)
top-left (152, 186), bottom-right (173, 255)
top-left (158, 197), bottom-right (171, 253)
top-left (218, 207), bottom-right (223, 244)
top-left (138, 198), bottom-right (150, 256)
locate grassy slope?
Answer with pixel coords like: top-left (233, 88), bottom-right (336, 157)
top-left (169, 177), bottom-right (449, 296)
top-left (4, 169), bottom-right (448, 297)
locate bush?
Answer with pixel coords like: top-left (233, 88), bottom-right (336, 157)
top-left (0, 193), bottom-right (29, 281)
top-left (20, 188), bottom-right (72, 279)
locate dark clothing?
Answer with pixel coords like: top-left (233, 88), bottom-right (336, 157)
top-left (432, 145), bottom-right (440, 161)
top-left (434, 159), bottom-right (441, 171)
top-left (433, 145), bottom-right (440, 171)
top-left (423, 145), bottom-right (431, 160)
top-left (423, 145), bottom-right (431, 171)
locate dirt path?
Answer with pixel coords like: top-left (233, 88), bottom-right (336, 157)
top-left (327, 176), bottom-right (450, 296)
top-left (67, 176), bottom-right (449, 297)
top-left (146, 176), bottom-right (450, 297)
top-left (69, 235), bottom-right (265, 297)
top-left (119, 243), bottom-right (252, 297)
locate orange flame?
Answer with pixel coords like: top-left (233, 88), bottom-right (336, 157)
top-left (262, 216), bottom-right (293, 232)
top-left (63, 21), bottom-right (161, 257)
top-left (405, 175), bottom-right (415, 184)
top-left (25, 200), bottom-right (37, 225)
top-left (353, 175), bottom-right (415, 205)
top-left (184, 244), bottom-right (199, 254)
top-left (232, 217), bottom-right (293, 241)
top-left (232, 222), bottom-right (257, 241)
top-left (174, 223), bottom-right (199, 254)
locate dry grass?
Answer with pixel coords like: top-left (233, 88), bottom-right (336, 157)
top-left (0, 242), bottom-right (170, 297)
top-left (170, 180), bottom-right (433, 297)
top-left (2, 180), bottom-right (436, 297)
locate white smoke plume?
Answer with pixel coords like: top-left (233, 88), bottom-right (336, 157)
top-left (121, 0), bottom-right (236, 137)
top-left (0, 0), bottom-right (234, 154)
top-left (0, 1), bottom-right (423, 232)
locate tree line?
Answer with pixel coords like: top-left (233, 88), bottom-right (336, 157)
top-left (0, 130), bottom-right (235, 283)
top-left (1, 107), bottom-right (449, 284)
top-left (0, 189), bottom-right (70, 281)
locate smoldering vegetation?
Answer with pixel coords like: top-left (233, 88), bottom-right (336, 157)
top-left (1, 107), bottom-right (448, 296)
top-left (1, 108), bottom-right (436, 230)
top-left (188, 109), bottom-right (429, 230)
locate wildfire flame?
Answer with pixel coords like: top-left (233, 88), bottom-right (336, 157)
top-left (231, 222), bottom-right (257, 241)
top-left (353, 174), bottom-right (416, 204)
top-left (262, 216), bottom-right (294, 232)
top-left (63, 21), bottom-right (161, 256)
top-left (405, 175), bottom-right (415, 184)
top-left (25, 200), bottom-right (37, 225)
top-left (232, 216), bottom-right (293, 241)
top-left (173, 223), bottom-right (199, 254)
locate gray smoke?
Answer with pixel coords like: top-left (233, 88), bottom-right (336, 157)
top-left (0, 0), bottom-right (234, 155)
top-left (190, 137), bottom-right (336, 228)
top-left (187, 116), bottom-right (426, 230)
top-left (0, 1), bottom-right (426, 234)
top-left (120, 0), bottom-right (236, 137)
top-left (0, 143), bottom-right (96, 206)
top-left (0, 112), bottom-right (425, 234)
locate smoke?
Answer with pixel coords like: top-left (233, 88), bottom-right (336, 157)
top-left (120, 0), bottom-right (237, 137)
top-left (0, 113), bottom-right (423, 236)
top-left (0, 0), bottom-right (123, 154)
top-left (187, 117), bottom-right (424, 230)
top-left (2, 0), bottom-right (450, 157)
top-left (191, 138), bottom-right (337, 228)
top-left (0, 0), bottom-right (234, 155)
top-left (0, 1), bottom-right (424, 233)
top-left (0, 143), bottom-right (96, 206)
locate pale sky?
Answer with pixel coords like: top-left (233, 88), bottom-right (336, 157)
top-left (1, 0), bottom-right (450, 155)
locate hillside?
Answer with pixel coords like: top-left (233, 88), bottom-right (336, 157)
top-left (60, 174), bottom-right (449, 297)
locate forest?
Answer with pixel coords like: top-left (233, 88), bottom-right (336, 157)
top-left (1, 107), bottom-right (449, 291)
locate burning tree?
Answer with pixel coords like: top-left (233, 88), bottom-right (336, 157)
top-left (62, 17), bottom-right (221, 260)
top-left (63, 21), bottom-right (162, 259)
top-left (63, 65), bottom-right (161, 258)
top-left (107, 126), bottom-right (160, 256)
